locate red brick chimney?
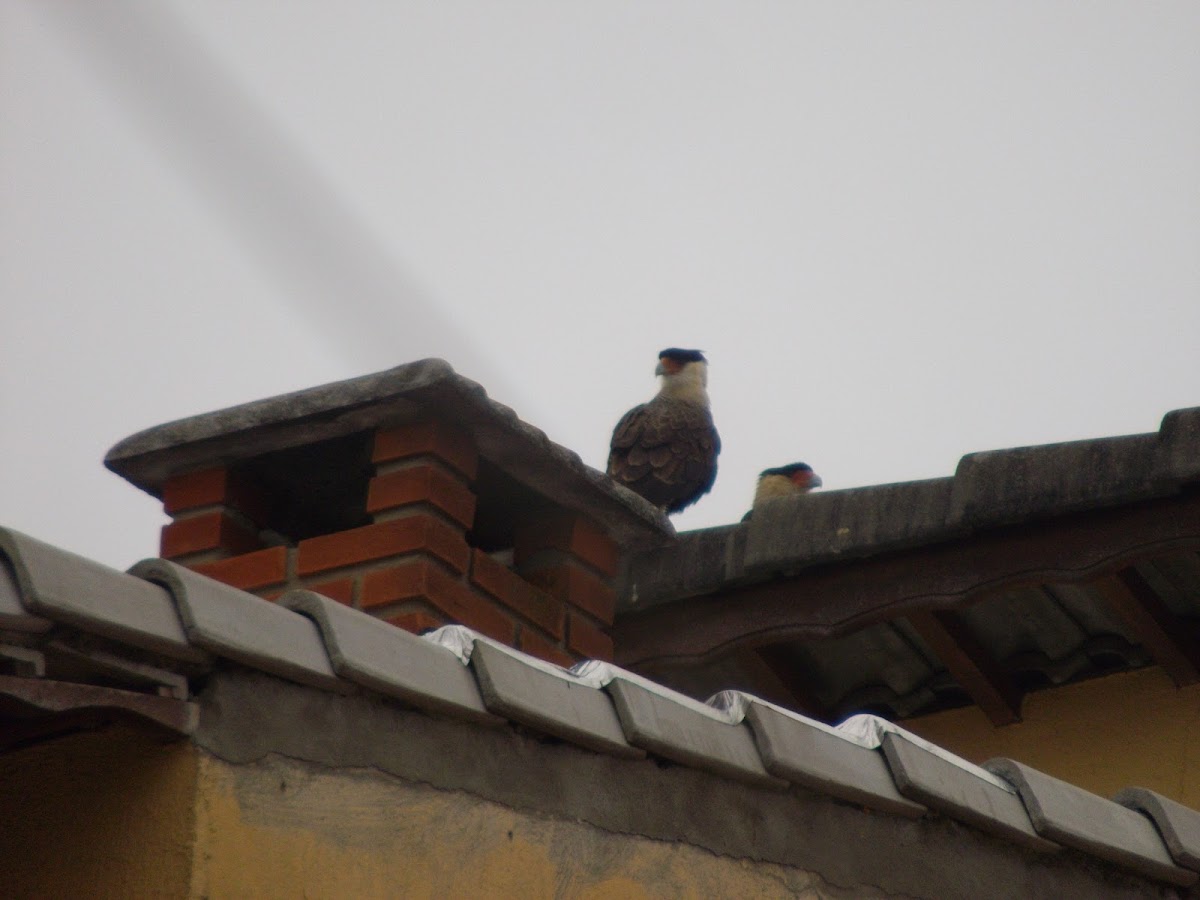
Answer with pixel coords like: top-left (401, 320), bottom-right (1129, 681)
top-left (105, 360), bottom-right (672, 666)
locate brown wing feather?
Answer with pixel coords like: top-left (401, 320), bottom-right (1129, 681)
top-left (608, 397), bottom-right (719, 512)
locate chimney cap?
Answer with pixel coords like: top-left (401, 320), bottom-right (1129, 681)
top-left (105, 358), bottom-right (674, 547)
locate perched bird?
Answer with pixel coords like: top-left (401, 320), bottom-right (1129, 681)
top-left (608, 348), bottom-right (721, 514)
top-left (743, 462), bottom-right (823, 521)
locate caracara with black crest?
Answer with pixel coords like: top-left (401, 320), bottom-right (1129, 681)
top-left (607, 348), bottom-right (720, 514)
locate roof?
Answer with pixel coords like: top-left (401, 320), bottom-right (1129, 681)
top-left (616, 406), bottom-right (1200, 724)
top-left (104, 358), bottom-right (673, 547)
top-left (4, 524), bottom-right (1200, 893)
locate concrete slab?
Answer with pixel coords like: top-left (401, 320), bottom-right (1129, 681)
top-left (470, 641), bottom-right (643, 758)
top-left (985, 758), bottom-right (1195, 886)
top-left (281, 590), bottom-right (498, 725)
top-left (743, 701), bottom-right (924, 818)
top-left (132, 559), bottom-right (341, 691)
top-left (1114, 787), bottom-right (1200, 872)
top-left (744, 478), bottom-right (958, 575)
top-left (881, 733), bottom-right (1057, 853)
top-left (606, 678), bottom-right (785, 788)
top-left (0, 528), bottom-right (204, 661)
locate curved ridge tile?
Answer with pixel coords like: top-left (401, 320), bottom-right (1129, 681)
top-left (0, 528), bottom-right (205, 661)
top-left (469, 641), bottom-right (642, 758)
top-left (1114, 787), bottom-right (1200, 872)
top-left (985, 758), bottom-right (1194, 886)
top-left (280, 590), bottom-right (498, 725)
top-left (132, 559), bottom-right (341, 692)
top-left (605, 677), bottom-right (785, 789)
top-left (881, 733), bottom-right (1057, 853)
top-left (738, 697), bottom-right (924, 818)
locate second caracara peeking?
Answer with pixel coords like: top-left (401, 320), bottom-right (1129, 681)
top-left (607, 348), bottom-right (721, 514)
top-left (743, 462), bottom-right (823, 521)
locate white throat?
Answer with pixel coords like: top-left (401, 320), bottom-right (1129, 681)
top-left (658, 361), bottom-right (710, 405)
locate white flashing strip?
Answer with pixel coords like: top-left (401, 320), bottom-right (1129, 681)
top-left (424, 627), bottom-right (1013, 793)
top-left (573, 660), bottom-right (744, 723)
top-left (424, 626), bottom-right (745, 723)
top-left (712, 691), bottom-right (1014, 794)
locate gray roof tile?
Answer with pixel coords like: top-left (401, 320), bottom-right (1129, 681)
top-left (1114, 787), bottom-right (1200, 872)
top-left (131, 559), bottom-right (341, 692)
top-left (0, 528), bottom-right (205, 661)
top-left (881, 733), bottom-right (1057, 853)
top-left (985, 758), bottom-right (1195, 886)
top-left (0, 552), bottom-right (51, 635)
top-left (605, 677), bottom-right (785, 789)
top-left (740, 699), bottom-right (925, 818)
top-left (280, 590), bottom-right (498, 724)
top-left (469, 640), bottom-right (643, 758)
top-left (744, 478), bottom-right (958, 576)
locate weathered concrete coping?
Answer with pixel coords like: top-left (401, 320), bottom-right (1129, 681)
top-left (104, 359), bottom-right (673, 547)
top-left (621, 406), bottom-right (1200, 610)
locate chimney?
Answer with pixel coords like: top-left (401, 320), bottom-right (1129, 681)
top-left (105, 360), bottom-right (673, 666)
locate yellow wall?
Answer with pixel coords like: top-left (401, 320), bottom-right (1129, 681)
top-left (904, 666), bottom-right (1200, 805)
top-left (0, 725), bottom-right (197, 899)
top-left (191, 751), bottom-right (856, 900)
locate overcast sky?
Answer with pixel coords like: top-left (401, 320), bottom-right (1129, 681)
top-left (3, 1), bottom-right (1198, 570)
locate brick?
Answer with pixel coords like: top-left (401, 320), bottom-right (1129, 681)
top-left (514, 513), bottom-right (620, 578)
top-left (161, 467), bottom-right (271, 524)
top-left (305, 576), bottom-right (356, 606)
top-left (517, 627), bottom-right (576, 668)
top-left (385, 609), bottom-right (447, 635)
top-left (567, 611), bottom-right (614, 662)
top-left (470, 550), bottom-right (565, 638)
top-left (367, 463), bottom-right (477, 528)
top-left (361, 559), bottom-right (515, 644)
top-left (297, 515), bottom-right (470, 576)
top-left (373, 422), bottom-right (478, 481)
top-left (191, 546), bottom-right (289, 591)
top-left (523, 561), bottom-right (616, 624)
top-left (162, 467), bottom-right (230, 514)
top-left (161, 510), bottom-right (263, 560)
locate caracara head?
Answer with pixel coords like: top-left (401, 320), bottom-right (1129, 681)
top-left (655, 348), bottom-right (709, 398)
top-left (747, 462), bottom-right (823, 517)
top-left (760, 462), bottom-right (822, 493)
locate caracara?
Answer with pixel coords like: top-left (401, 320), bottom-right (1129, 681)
top-left (607, 348), bottom-right (720, 514)
top-left (743, 462), bottom-right (823, 520)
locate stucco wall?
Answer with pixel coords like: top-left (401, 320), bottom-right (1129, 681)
top-left (192, 750), bottom-right (868, 899)
top-left (0, 725), bottom-right (197, 899)
top-left (905, 667), bottom-right (1200, 806)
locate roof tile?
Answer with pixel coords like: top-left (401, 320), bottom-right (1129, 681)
top-left (280, 590), bottom-right (499, 725)
top-left (605, 678), bottom-right (785, 789)
top-left (469, 640), bottom-right (642, 758)
top-left (740, 699), bottom-right (925, 818)
top-left (881, 733), bottom-right (1057, 853)
top-left (1114, 786), bottom-right (1200, 872)
top-left (986, 758), bottom-right (1195, 886)
top-left (131, 559), bottom-right (341, 691)
top-left (0, 528), bottom-right (204, 661)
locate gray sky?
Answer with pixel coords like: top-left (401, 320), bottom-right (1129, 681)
top-left (3, 1), bottom-right (1198, 570)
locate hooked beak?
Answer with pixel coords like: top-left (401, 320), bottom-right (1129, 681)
top-left (654, 361), bottom-right (666, 376)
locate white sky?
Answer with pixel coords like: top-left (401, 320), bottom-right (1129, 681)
top-left (3, 2), bottom-right (1199, 570)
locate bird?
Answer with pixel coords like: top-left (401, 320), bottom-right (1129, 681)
top-left (742, 462), bottom-right (823, 521)
top-left (607, 348), bottom-right (721, 514)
